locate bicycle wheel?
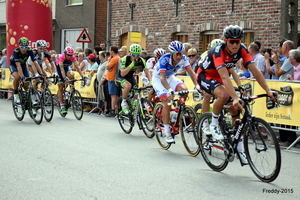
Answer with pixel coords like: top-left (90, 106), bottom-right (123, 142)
top-left (153, 103), bottom-right (171, 150)
top-left (243, 117), bottom-right (281, 182)
top-left (71, 90), bottom-right (83, 120)
top-left (180, 105), bottom-right (200, 157)
top-left (117, 98), bottom-right (134, 134)
top-left (28, 89), bottom-right (43, 125)
top-left (43, 88), bottom-right (54, 122)
top-left (140, 98), bottom-right (154, 138)
top-left (198, 112), bottom-right (228, 171)
top-left (12, 91), bottom-right (25, 121)
top-left (194, 103), bottom-right (202, 119)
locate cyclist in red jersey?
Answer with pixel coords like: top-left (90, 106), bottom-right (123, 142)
top-left (197, 25), bottom-right (275, 164)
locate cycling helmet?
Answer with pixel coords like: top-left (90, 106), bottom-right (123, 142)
top-left (129, 44), bottom-right (142, 54)
top-left (223, 25), bottom-right (244, 39)
top-left (36, 40), bottom-right (47, 47)
top-left (168, 40), bottom-right (184, 53)
top-left (210, 39), bottom-right (223, 48)
top-left (153, 48), bottom-right (166, 58)
top-left (18, 37), bottom-right (29, 46)
top-left (64, 46), bottom-right (74, 55)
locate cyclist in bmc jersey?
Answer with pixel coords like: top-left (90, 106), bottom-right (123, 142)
top-left (152, 40), bottom-right (200, 144)
top-left (142, 48), bottom-right (166, 101)
top-left (197, 25), bottom-right (275, 164)
top-left (10, 37), bottom-right (41, 104)
top-left (56, 46), bottom-right (86, 114)
top-left (116, 44), bottom-right (152, 114)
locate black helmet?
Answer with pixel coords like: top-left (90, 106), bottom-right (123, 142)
top-left (223, 25), bottom-right (244, 39)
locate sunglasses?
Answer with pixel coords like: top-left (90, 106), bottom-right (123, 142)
top-left (66, 54), bottom-right (73, 56)
top-left (20, 46), bottom-right (29, 49)
top-left (38, 47), bottom-right (46, 50)
top-left (172, 52), bottom-right (183, 56)
top-left (227, 39), bottom-right (241, 45)
top-left (188, 54), bottom-right (196, 58)
top-left (132, 53), bottom-right (140, 57)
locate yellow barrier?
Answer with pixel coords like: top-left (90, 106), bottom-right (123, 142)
top-left (0, 69), bottom-right (14, 89)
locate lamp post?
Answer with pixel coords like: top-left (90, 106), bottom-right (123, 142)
top-left (129, 3), bottom-right (136, 20)
top-left (173, 0), bottom-right (181, 17)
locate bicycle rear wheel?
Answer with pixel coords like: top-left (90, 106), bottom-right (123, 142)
top-left (140, 98), bottom-right (154, 138)
top-left (12, 91), bottom-right (25, 121)
top-left (43, 88), bottom-right (54, 122)
top-left (28, 89), bottom-right (43, 125)
top-left (198, 112), bottom-right (228, 171)
top-left (180, 105), bottom-right (200, 157)
top-left (194, 103), bottom-right (202, 120)
top-left (117, 98), bottom-right (134, 134)
top-left (244, 117), bottom-right (281, 182)
top-left (153, 103), bottom-right (171, 150)
top-left (71, 90), bottom-right (83, 120)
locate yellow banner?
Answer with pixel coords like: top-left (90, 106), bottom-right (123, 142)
top-left (0, 69), bottom-right (14, 89)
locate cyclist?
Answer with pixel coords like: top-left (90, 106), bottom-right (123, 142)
top-left (197, 25), bottom-right (274, 164)
top-left (152, 40), bottom-right (200, 143)
top-left (10, 37), bottom-right (41, 104)
top-left (142, 48), bottom-right (166, 102)
top-left (56, 46), bottom-right (86, 114)
top-left (116, 44), bottom-right (152, 114)
top-left (27, 40), bottom-right (56, 89)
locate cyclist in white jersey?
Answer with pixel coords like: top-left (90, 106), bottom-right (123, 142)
top-left (152, 40), bottom-right (200, 143)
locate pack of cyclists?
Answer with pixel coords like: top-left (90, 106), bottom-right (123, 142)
top-left (9, 25), bottom-right (276, 150)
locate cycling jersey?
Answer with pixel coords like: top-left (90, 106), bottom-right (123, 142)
top-left (119, 55), bottom-right (147, 80)
top-left (56, 54), bottom-right (78, 67)
top-left (152, 53), bottom-right (191, 78)
top-left (197, 43), bottom-right (254, 84)
top-left (27, 49), bottom-right (51, 66)
top-left (9, 48), bottom-right (36, 77)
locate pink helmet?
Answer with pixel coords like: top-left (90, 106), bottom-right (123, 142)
top-left (64, 46), bottom-right (74, 55)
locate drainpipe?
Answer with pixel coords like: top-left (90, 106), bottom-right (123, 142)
top-left (107, 0), bottom-right (112, 50)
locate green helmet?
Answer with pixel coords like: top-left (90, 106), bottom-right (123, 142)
top-left (210, 39), bottom-right (223, 48)
top-left (18, 37), bottom-right (29, 46)
top-left (129, 44), bottom-right (142, 54)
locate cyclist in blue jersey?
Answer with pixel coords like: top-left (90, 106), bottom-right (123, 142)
top-left (152, 40), bottom-right (200, 143)
top-left (10, 37), bottom-right (41, 104)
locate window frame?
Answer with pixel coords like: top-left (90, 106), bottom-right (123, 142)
top-left (173, 33), bottom-right (188, 43)
top-left (202, 31), bottom-right (218, 53)
top-left (242, 31), bottom-right (254, 48)
top-left (67, 0), bottom-right (83, 6)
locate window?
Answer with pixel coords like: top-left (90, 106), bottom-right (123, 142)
top-left (0, 33), bottom-right (5, 50)
top-left (0, 0), bottom-right (6, 2)
top-left (68, 0), bottom-right (82, 6)
top-left (202, 31), bottom-right (218, 52)
top-left (173, 33), bottom-right (188, 43)
top-left (242, 31), bottom-right (254, 48)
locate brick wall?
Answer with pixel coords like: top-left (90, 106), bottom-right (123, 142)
top-left (110, 0), bottom-right (294, 55)
top-left (95, 0), bottom-right (107, 46)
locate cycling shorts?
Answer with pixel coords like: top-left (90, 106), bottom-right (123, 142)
top-left (198, 73), bottom-right (222, 95)
top-left (115, 76), bottom-right (137, 89)
top-left (152, 75), bottom-right (184, 100)
top-left (9, 64), bottom-right (29, 77)
top-left (56, 65), bottom-right (72, 82)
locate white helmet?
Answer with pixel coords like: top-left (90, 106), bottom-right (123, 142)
top-left (36, 40), bottom-right (47, 47)
top-left (153, 48), bottom-right (166, 58)
top-left (210, 39), bottom-right (223, 48)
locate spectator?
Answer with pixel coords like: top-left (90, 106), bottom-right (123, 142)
top-left (86, 54), bottom-right (98, 75)
top-left (0, 48), bottom-right (7, 68)
top-left (97, 51), bottom-right (109, 115)
top-left (273, 40), bottom-right (294, 80)
top-left (248, 43), bottom-right (268, 79)
top-left (140, 50), bottom-right (147, 59)
top-left (77, 52), bottom-right (89, 71)
top-left (75, 47), bottom-right (83, 53)
top-left (84, 48), bottom-right (93, 59)
top-left (100, 42), bottom-right (106, 51)
top-left (94, 46), bottom-right (102, 65)
top-left (286, 49), bottom-right (300, 80)
top-left (105, 46), bottom-right (120, 117)
top-left (253, 41), bottom-right (261, 51)
top-left (118, 46), bottom-right (128, 58)
top-left (186, 48), bottom-right (198, 74)
top-left (237, 59), bottom-right (250, 79)
top-left (183, 42), bottom-right (192, 55)
top-left (264, 39), bottom-right (286, 80)
top-left (101, 51), bottom-right (112, 115)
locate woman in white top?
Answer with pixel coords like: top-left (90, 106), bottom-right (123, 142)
top-left (77, 52), bottom-right (88, 71)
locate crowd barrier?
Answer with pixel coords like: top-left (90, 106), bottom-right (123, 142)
top-left (1, 68), bottom-right (299, 147)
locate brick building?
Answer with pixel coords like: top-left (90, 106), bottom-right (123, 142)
top-left (110, 0), bottom-right (300, 55)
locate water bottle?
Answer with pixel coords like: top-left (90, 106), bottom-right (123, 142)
top-left (226, 113), bottom-right (232, 126)
top-left (86, 74), bottom-right (92, 87)
top-left (170, 110), bottom-right (177, 123)
top-left (133, 99), bottom-right (137, 109)
top-left (65, 91), bottom-right (69, 100)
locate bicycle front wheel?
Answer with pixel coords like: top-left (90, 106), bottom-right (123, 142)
top-left (244, 117), bottom-right (281, 182)
top-left (198, 112), bottom-right (228, 171)
top-left (153, 103), bottom-right (171, 150)
top-left (43, 88), bottom-right (54, 122)
top-left (117, 98), bottom-right (134, 134)
top-left (12, 91), bottom-right (25, 121)
top-left (28, 89), bottom-right (43, 125)
top-left (140, 98), bottom-right (154, 138)
top-left (180, 105), bottom-right (200, 157)
top-left (71, 90), bottom-right (83, 120)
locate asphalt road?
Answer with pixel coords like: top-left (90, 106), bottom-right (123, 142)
top-left (0, 99), bottom-right (299, 200)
